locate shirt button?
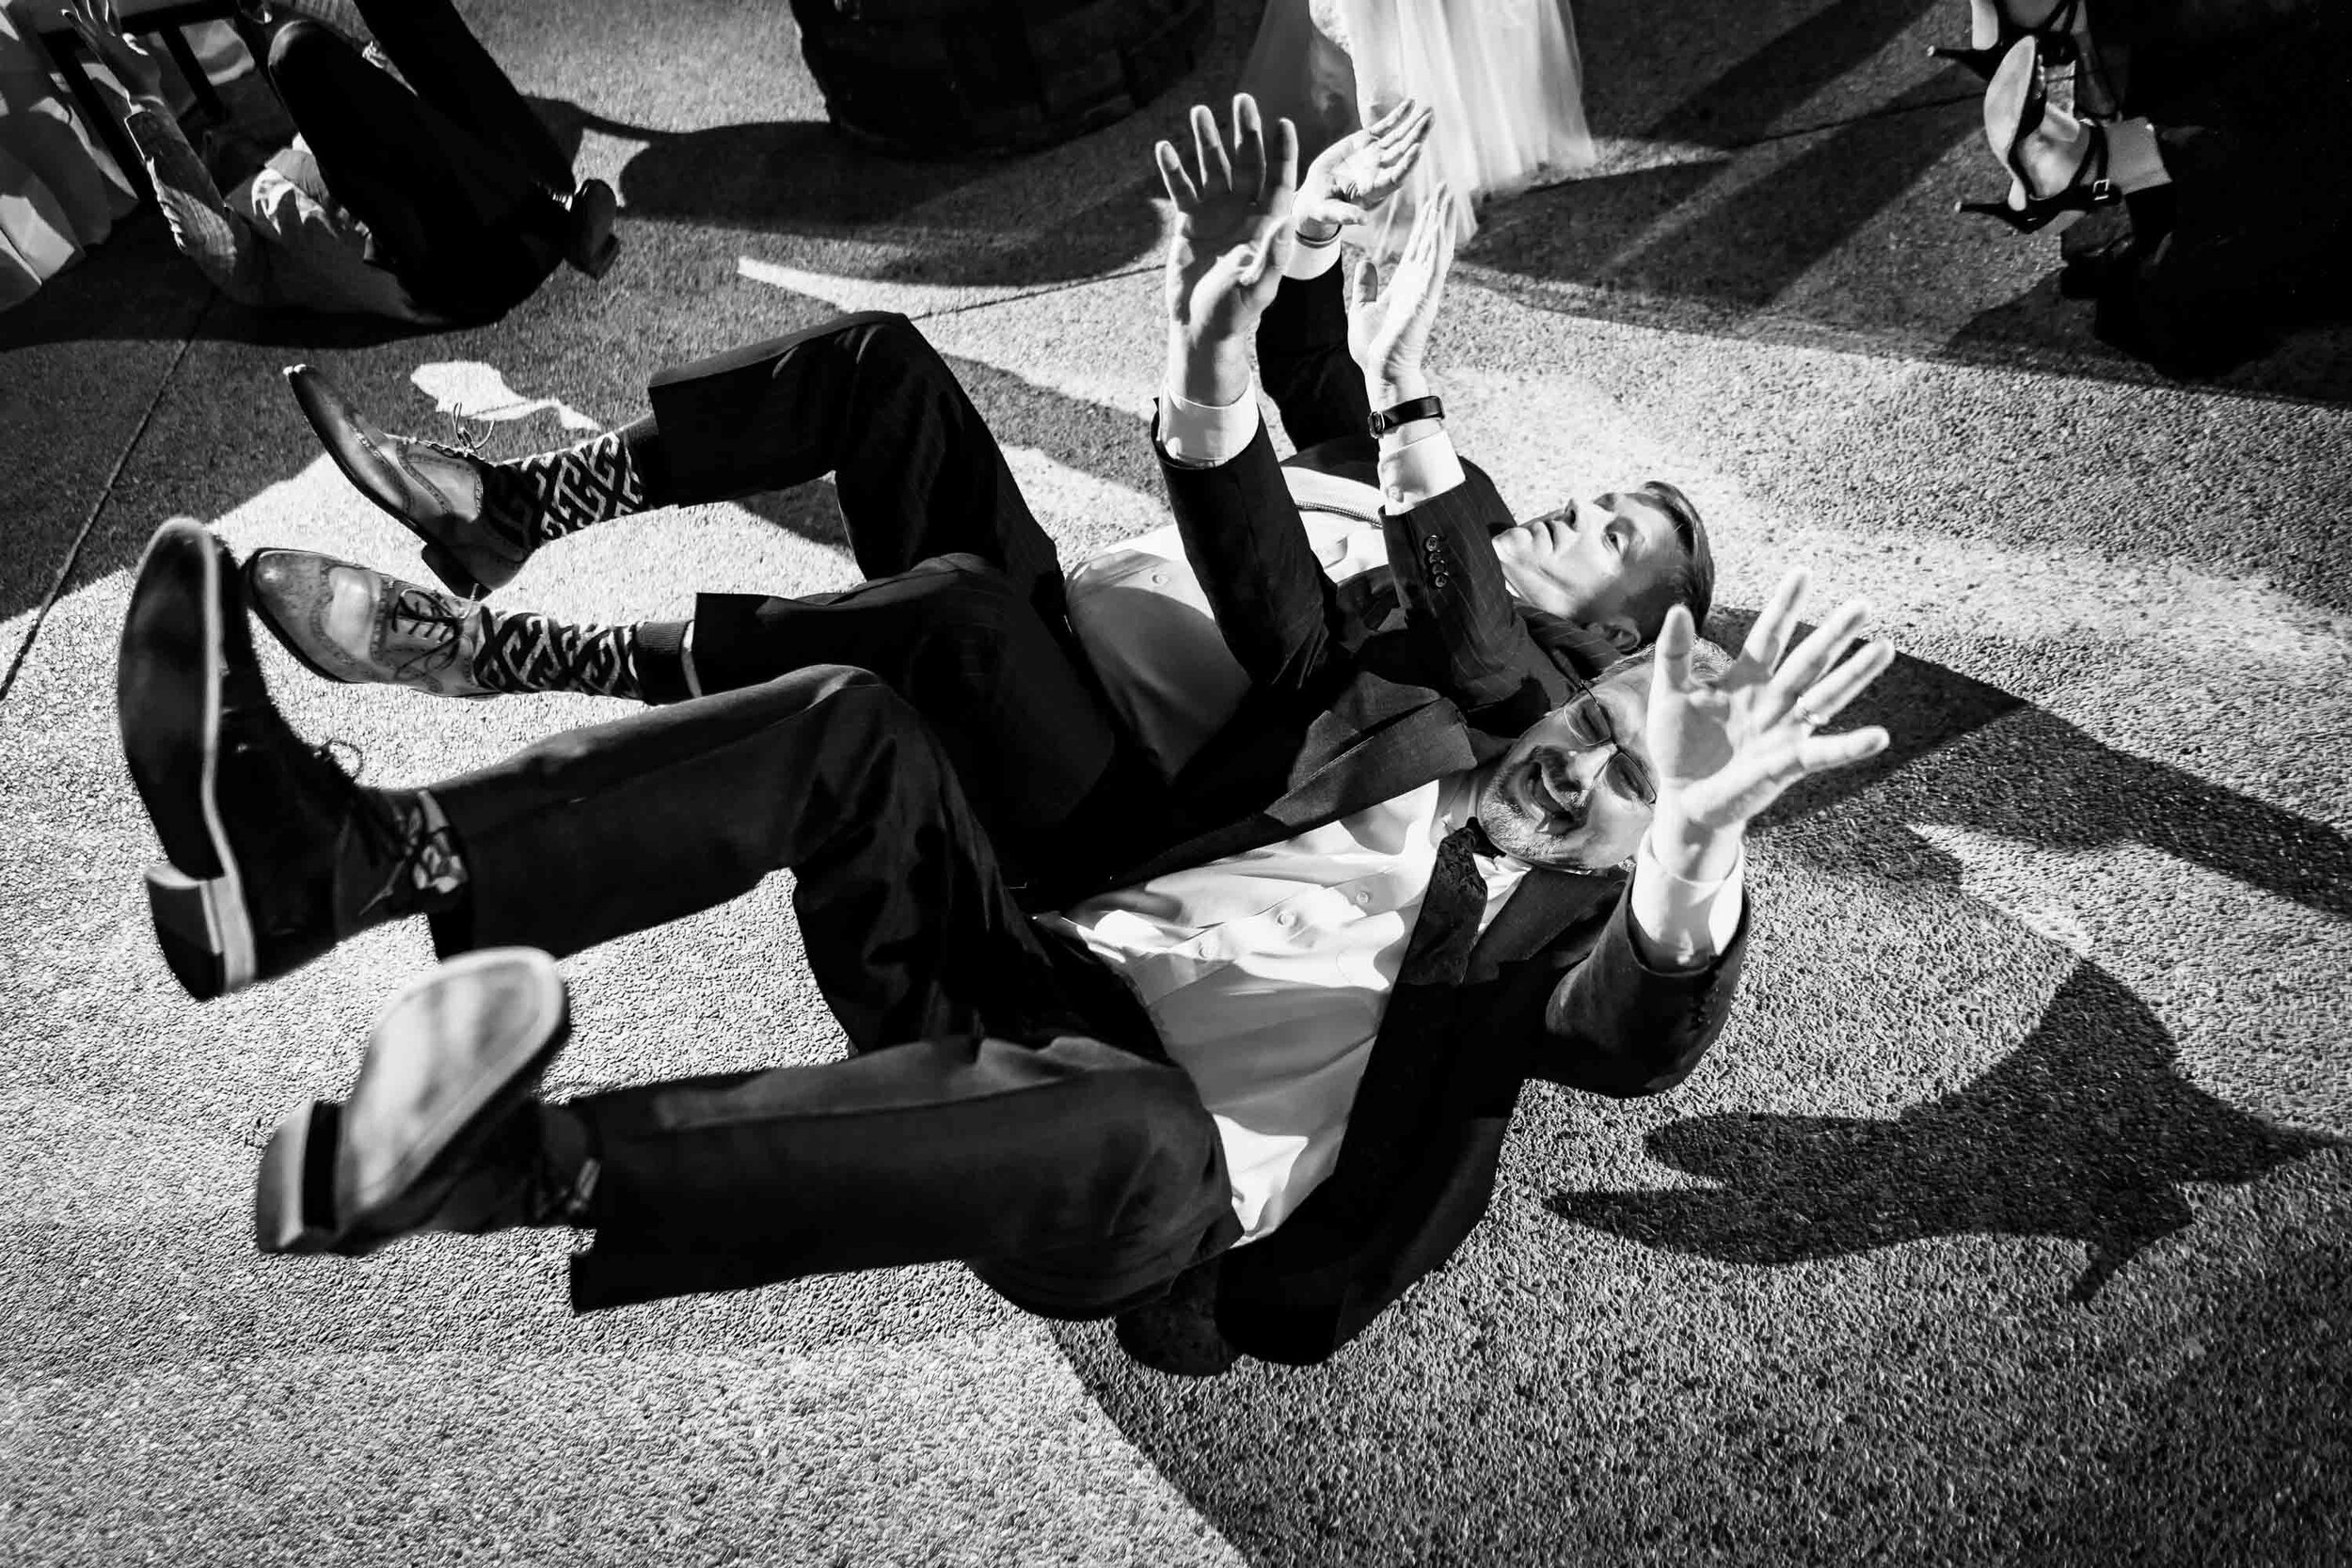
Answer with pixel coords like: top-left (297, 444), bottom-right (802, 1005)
top-left (1150, 570), bottom-right (1168, 586)
top-left (1276, 911), bottom-right (1296, 927)
top-left (1356, 891), bottom-right (1375, 906)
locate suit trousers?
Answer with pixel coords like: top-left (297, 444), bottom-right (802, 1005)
top-left (632, 311), bottom-right (1172, 892)
top-left (255, 0), bottom-right (571, 322)
top-left (423, 664), bottom-right (1236, 1317)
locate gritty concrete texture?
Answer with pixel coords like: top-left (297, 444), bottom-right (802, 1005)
top-left (1, 0), bottom-right (2345, 1563)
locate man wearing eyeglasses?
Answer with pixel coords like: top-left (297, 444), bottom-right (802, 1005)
top-left (117, 99), bottom-right (1894, 1370)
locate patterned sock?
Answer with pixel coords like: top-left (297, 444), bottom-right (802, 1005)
top-left (480, 430), bottom-right (647, 547)
top-left (472, 610), bottom-right (642, 700)
top-left (350, 787), bottom-right (469, 924)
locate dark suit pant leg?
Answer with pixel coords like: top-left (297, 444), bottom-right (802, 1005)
top-left (262, 21), bottom-right (560, 321)
top-left (424, 664), bottom-right (1077, 1050)
top-left (671, 561), bottom-right (1167, 882)
top-left (645, 315), bottom-right (1070, 626)
top-left (412, 663), bottom-right (1233, 1318)
top-left (567, 1031), bottom-right (1241, 1320)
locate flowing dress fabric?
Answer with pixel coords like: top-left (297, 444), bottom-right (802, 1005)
top-left (1239, 0), bottom-right (1596, 258)
top-left (0, 8), bottom-right (136, 308)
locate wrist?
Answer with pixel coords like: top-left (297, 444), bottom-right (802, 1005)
top-left (1367, 371), bottom-right (1431, 409)
top-left (1168, 325), bottom-right (1253, 407)
top-left (1295, 213), bottom-right (1343, 246)
top-left (1645, 803), bottom-right (1743, 884)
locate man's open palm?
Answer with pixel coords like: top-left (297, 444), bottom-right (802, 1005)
top-left (1158, 95), bottom-right (1298, 342)
top-left (1297, 99), bottom-right (1435, 234)
top-left (1647, 571), bottom-right (1896, 833)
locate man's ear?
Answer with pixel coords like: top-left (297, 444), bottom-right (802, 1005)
top-left (1591, 617), bottom-right (1642, 655)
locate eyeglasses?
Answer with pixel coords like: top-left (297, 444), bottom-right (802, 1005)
top-left (1553, 691), bottom-right (1656, 805)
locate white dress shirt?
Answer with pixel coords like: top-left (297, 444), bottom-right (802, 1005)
top-left (1042, 379), bottom-right (1745, 1243)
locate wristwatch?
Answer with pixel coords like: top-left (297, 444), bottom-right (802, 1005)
top-left (1368, 396), bottom-right (1444, 436)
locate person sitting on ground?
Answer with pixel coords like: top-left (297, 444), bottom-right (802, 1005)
top-left (59, 0), bottom-right (616, 325)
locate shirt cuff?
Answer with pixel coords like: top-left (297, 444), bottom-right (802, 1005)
top-left (1283, 226), bottom-right (1347, 280)
top-left (1159, 379), bottom-right (1263, 468)
top-left (1629, 832), bottom-right (1745, 969)
top-left (1377, 425), bottom-right (1467, 511)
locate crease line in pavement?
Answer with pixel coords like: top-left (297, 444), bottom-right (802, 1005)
top-left (0, 309), bottom-right (205, 706)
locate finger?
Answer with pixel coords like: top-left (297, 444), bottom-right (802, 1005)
top-left (1155, 141), bottom-right (1199, 208)
top-left (1191, 103), bottom-right (1230, 192)
top-left (1736, 569), bottom-right (1810, 678)
top-left (1785, 639), bottom-right (1895, 728)
top-left (1364, 98), bottom-right (1414, 140)
top-left (1651, 604), bottom-right (1697, 698)
top-left (1269, 113), bottom-right (1298, 201)
top-left (1386, 107), bottom-right (1436, 167)
top-left (1350, 254), bottom-right (1382, 312)
top-left (1766, 597), bottom-right (1873, 707)
top-left (1792, 726), bottom-right (1891, 775)
top-left (1232, 94), bottom-right (1266, 199)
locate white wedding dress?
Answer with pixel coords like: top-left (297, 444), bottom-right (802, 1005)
top-left (1238, 0), bottom-right (1596, 259)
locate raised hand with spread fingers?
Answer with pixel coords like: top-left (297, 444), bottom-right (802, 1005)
top-left (1156, 94), bottom-right (1299, 405)
top-left (1645, 570), bottom-right (1896, 891)
top-left (1345, 184), bottom-right (1459, 409)
top-left (1295, 98), bottom-right (1436, 245)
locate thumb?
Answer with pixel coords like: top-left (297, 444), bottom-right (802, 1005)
top-left (1349, 255), bottom-right (1381, 311)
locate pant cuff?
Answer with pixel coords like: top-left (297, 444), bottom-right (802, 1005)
top-left (633, 619), bottom-right (695, 705)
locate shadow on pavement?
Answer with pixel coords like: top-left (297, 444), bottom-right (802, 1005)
top-left (1554, 958), bottom-right (2339, 1301)
top-left (569, 107), bottom-right (1165, 288)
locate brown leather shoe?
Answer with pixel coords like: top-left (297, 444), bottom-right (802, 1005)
top-left (254, 948), bottom-right (577, 1258)
top-left (285, 363), bottom-right (535, 598)
top-left (246, 548), bottom-right (497, 700)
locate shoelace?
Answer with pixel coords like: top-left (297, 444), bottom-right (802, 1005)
top-left (381, 583), bottom-right (479, 688)
top-left (310, 738), bottom-right (462, 920)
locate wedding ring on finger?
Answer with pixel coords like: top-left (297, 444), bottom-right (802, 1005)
top-left (1789, 701), bottom-right (1830, 732)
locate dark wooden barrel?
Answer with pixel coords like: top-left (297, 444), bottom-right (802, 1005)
top-left (789, 0), bottom-right (1216, 157)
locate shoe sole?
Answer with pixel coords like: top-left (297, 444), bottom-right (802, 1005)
top-left (118, 522), bottom-right (256, 1000)
top-left (284, 366), bottom-right (502, 601)
top-left (254, 1099), bottom-right (342, 1254)
top-left (280, 949), bottom-right (564, 1259)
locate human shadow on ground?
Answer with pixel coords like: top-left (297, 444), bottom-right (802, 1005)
top-left (1553, 958), bottom-right (2339, 1302)
top-left (555, 106), bottom-right (1165, 288)
top-left (1549, 643), bottom-right (2347, 1296)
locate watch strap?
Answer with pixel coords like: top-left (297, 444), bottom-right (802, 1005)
top-left (1368, 395), bottom-right (1444, 436)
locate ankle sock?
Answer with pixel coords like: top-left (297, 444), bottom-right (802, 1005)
top-left (482, 428), bottom-right (648, 547)
top-left (473, 610), bottom-right (642, 700)
top-left (352, 787), bottom-right (468, 924)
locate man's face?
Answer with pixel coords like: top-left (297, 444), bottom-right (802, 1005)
top-left (1473, 662), bottom-right (1657, 870)
top-left (1490, 491), bottom-right (1686, 650)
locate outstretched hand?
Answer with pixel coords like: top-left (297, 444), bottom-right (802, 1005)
top-left (1646, 570), bottom-right (1895, 842)
top-left (1157, 95), bottom-right (1298, 350)
top-left (1296, 99), bottom-right (1435, 240)
top-left (1346, 186), bottom-right (1458, 404)
top-left (62, 0), bottom-right (167, 101)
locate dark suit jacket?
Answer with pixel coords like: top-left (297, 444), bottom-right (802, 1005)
top-left (1108, 406), bottom-right (1748, 1366)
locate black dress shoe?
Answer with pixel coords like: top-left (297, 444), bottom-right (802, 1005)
top-left (116, 519), bottom-right (427, 1000)
top-left (564, 179), bottom-right (621, 280)
top-left (284, 363), bottom-right (535, 598)
top-left (255, 948), bottom-right (579, 1257)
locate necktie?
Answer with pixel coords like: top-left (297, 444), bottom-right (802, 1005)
top-left (1317, 824), bottom-right (1489, 1227)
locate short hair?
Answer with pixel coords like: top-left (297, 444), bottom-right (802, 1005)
top-left (1625, 480), bottom-right (1715, 640)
